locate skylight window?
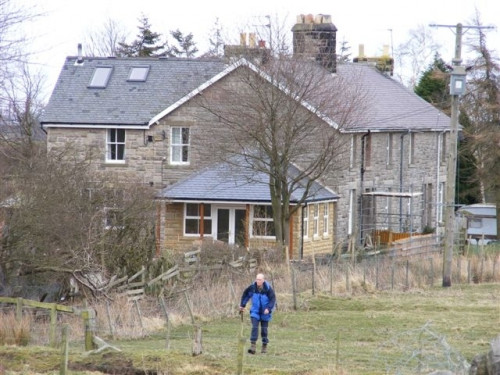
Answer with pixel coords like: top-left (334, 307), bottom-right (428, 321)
top-left (89, 66), bottom-right (112, 88)
top-left (128, 66), bottom-right (150, 81)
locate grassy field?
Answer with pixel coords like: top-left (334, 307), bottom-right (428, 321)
top-left (1, 282), bottom-right (499, 374)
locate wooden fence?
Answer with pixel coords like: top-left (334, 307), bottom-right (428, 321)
top-left (0, 297), bottom-right (95, 350)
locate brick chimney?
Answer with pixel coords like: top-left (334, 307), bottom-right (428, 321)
top-left (292, 14), bottom-right (337, 73)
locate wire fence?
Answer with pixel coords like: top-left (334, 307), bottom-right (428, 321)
top-left (0, 249), bottom-right (498, 374)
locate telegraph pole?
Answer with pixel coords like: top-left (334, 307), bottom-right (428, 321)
top-left (430, 23), bottom-right (494, 287)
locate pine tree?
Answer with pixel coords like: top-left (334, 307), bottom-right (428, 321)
top-left (414, 54), bottom-right (451, 113)
top-left (117, 15), bottom-right (168, 57)
top-left (170, 29), bottom-right (198, 58)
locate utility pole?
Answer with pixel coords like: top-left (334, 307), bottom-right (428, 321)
top-left (430, 23), bottom-right (494, 287)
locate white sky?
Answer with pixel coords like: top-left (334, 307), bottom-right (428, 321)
top-left (19, 0), bottom-right (500, 98)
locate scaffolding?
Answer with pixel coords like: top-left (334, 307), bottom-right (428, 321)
top-left (359, 187), bottom-right (428, 247)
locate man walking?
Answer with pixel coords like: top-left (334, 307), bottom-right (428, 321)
top-left (239, 273), bottom-right (276, 354)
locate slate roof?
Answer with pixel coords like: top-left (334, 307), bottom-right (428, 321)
top-left (157, 160), bottom-right (338, 204)
top-left (335, 64), bottom-right (451, 132)
top-left (40, 56), bottom-right (451, 133)
top-left (40, 56), bottom-right (228, 127)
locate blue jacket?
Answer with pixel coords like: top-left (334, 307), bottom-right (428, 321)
top-left (240, 281), bottom-right (276, 322)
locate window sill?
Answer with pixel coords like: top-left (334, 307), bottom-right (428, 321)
top-left (103, 161), bottom-right (127, 167)
top-left (170, 162), bottom-right (190, 166)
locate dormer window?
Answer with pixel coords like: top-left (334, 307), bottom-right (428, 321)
top-left (128, 66), bottom-right (150, 81)
top-left (89, 66), bottom-right (112, 88)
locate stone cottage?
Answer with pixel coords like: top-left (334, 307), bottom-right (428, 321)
top-left (40, 14), bottom-right (451, 258)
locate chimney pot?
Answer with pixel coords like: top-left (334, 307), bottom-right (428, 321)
top-left (77, 43), bottom-right (83, 63)
top-left (240, 33), bottom-right (247, 46)
top-left (249, 33), bottom-right (256, 48)
top-left (382, 44), bottom-right (390, 57)
top-left (359, 44), bottom-right (365, 58)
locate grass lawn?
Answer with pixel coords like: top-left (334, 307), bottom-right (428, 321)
top-left (1, 283), bottom-right (499, 374)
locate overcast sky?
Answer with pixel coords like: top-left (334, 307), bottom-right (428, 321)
top-left (19, 0), bottom-right (499, 98)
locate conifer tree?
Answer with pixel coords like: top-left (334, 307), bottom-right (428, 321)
top-left (170, 29), bottom-right (198, 58)
top-left (117, 15), bottom-right (168, 57)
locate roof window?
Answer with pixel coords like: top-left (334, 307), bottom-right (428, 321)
top-left (128, 66), bottom-right (150, 81)
top-left (89, 66), bottom-right (112, 88)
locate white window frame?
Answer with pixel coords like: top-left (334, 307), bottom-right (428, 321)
top-left (184, 203), bottom-right (213, 237)
top-left (386, 133), bottom-right (393, 166)
top-left (409, 132), bottom-right (415, 165)
top-left (106, 128), bottom-right (126, 163)
top-left (437, 182), bottom-right (445, 224)
top-left (170, 127), bottom-right (190, 165)
top-left (348, 189), bottom-right (355, 236)
top-left (303, 205), bottom-right (309, 238)
top-left (313, 204), bottom-right (319, 237)
top-left (251, 205), bottom-right (275, 239)
top-left (323, 203), bottom-right (329, 236)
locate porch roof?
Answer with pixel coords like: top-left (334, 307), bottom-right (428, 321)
top-left (157, 161), bottom-right (338, 204)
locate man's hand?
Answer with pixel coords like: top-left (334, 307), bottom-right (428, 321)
top-left (239, 306), bottom-right (245, 312)
top-left (263, 308), bottom-right (269, 315)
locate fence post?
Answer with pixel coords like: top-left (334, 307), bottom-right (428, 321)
top-left (192, 324), bottom-right (202, 356)
top-left (363, 261), bottom-right (366, 287)
top-left (480, 257), bottom-right (484, 283)
top-left (134, 299), bottom-right (145, 334)
top-left (105, 300), bottom-right (115, 340)
top-left (236, 311), bottom-right (246, 375)
top-left (457, 256), bottom-right (462, 283)
top-left (59, 324), bottom-right (69, 375)
top-left (50, 304), bottom-right (57, 347)
top-left (291, 266), bottom-right (297, 311)
top-left (312, 262), bottom-right (316, 296)
top-left (336, 329), bottom-right (341, 373)
top-left (467, 259), bottom-right (471, 284)
top-left (158, 296), bottom-right (171, 350)
top-left (345, 264), bottom-right (351, 294)
top-left (405, 260), bottom-right (409, 290)
top-left (391, 262), bottom-right (395, 290)
top-left (82, 309), bottom-right (96, 351)
top-left (329, 260), bottom-right (334, 296)
top-left (16, 297), bottom-right (22, 322)
top-left (429, 258), bottom-right (434, 287)
top-left (375, 257), bottom-right (379, 290)
top-left (183, 290), bottom-right (195, 325)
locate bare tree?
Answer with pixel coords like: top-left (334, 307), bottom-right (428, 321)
top-left (205, 17), bottom-right (225, 58)
top-left (461, 12), bottom-right (500, 238)
top-left (0, 64), bottom-right (46, 162)
top-left (83, 17), bottom-right (128, 57)
top-left (0, 65), bottom-right (156, 299)
top-left (197, 56), bottom-right (368, 252)
top-left (394, 24), bottom-right (442, 88)
top-left (0, 0), bottom-right (39, 82)
top-left (0, 151), bottom-right (157, 299)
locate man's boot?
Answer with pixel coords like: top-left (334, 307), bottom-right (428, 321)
top-left (248, 342), bottom-right (256, 354)
top-left (261, 343), bottom-right (267, 353)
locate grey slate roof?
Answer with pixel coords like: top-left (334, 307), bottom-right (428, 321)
top-left (40, 56), bottom-right (450, 133)
top-left (335, 64), bottom-right (451, 132)
top-left (157, 160), bottom-right (338, 204)
top-left (40, 56), bottom-right (228, 126)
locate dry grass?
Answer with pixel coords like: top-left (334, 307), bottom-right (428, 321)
top-left (0, 311), bottom-right (31, 346)
top-left (0, 250), bottom-right (498, 374)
